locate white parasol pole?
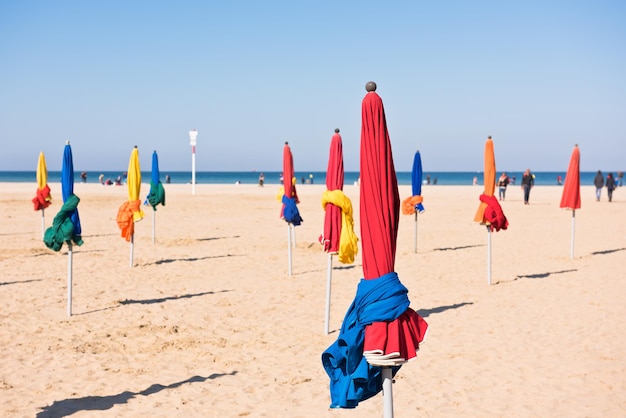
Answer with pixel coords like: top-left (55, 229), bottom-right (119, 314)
top-left (287, 224), bottom-right (292, 276)
top-left (130, 233), bottom-right (134, 267)
top-left (41, 209), bottom-right (45, 239)
top-left (382, 367), bottom-right (394, 418)
top-left (291, 223), bottom-right (296, 248)
top-left (67, 242), bottom-right (73, 317)
top-left (487, 225), bottom-right (492, 285)
top-left (414, 212), bottom-right (418, 253)
top-left (570, 210), bottom-right (575, 259)
top-left (152, 209), bottom-right (156, 244)
top-left (324, 253), bottom-right (333, 335)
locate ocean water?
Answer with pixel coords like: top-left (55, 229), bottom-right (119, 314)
top-left (0, 170), bottom-right (611, 186)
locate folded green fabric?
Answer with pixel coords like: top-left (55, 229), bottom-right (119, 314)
top-left (44, 194), bottom-right (84, 251)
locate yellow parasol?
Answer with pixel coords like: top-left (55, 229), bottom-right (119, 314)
top-left (33, 151), bottom-right (53, 237)
top-left (116, 146), bottom-right (143, 266)
top-left (127, 146), bottom-right (144, 222)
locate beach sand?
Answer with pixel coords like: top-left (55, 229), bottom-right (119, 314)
top-left (1, 182), bottom-right (625, 417)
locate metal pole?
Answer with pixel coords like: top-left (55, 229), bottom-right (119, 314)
top-left (42, 209), bottom-right (45, 239)
top-left (414, 212), bottom-right (418, 253)
top-left (130, 233), bottom-right (134, 267)
top-left (324, 254), bottom-right (332, 335)
top-left (287, 224), bottom-right (292, 276)
top-left (382, 367), bottom-right (394, 418)
top-left (570, 210), bottom-right (575, 259)
top-left (487, 226), bottom-right (492, 285)
top-left (291, 223), bottom-right (296, 248)
top-left (191, 145), bottom-right (196, 195)
top-left (67, 242), bottom-right (73, 317)
top-left (152, 209), bottom-right (156, 244)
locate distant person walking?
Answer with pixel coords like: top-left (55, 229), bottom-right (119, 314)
top-left (606, 173), bottom-right (616, 202)
top-left (258, 172), bottom-right (265, 187)
top-left (521, 169), bottom-right (534, 204)
top-left (593, 170), bottom-right (604, 201)
top-left (617, 171), bottom-right (623, 187)
top-left (498, 172), bottom-right (509, 200)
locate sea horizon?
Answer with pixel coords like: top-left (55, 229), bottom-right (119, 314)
top-left (2, 170), bottom-right (620, 187)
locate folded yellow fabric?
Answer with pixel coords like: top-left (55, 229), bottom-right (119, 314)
top-left (321, 190), bottom-right (359, 264)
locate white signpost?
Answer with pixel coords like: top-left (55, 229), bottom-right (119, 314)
top-left (189, 129), bottom-right (198, 195)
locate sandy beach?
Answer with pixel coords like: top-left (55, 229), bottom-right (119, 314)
top-left (1, 181), bottom-right (625, 417)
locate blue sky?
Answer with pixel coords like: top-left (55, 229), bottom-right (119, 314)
top-left (1, 1), bottom-right (624, 173)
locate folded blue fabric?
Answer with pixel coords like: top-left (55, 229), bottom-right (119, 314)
top-left (321, 272), bottom-right (409, 408)
top-left (281, 195), bottom-right (303, 226)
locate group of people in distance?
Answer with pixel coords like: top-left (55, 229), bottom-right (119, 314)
top-left (497, 169), bottom-right (534, 204)
top-left (594, 170), bottom-right (619, 202)
top-left (496, 169), bottom-right (621, 204)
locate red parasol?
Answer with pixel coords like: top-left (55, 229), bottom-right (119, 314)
top-left (322, 83), bottom-right (427, 413)
top-left (320, 129), bottom-right (344, 254)
top-left (360, 82), bottom-right (428, 414)
top-left (559, 145), bottom-right (581, 258)
top-left (321, 129), bottom-right (359, 335)
top-left (280, 142), bottom-right (302, 275)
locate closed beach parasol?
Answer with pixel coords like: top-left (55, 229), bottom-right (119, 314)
top-left (320, 129), bottom-right (358, 335)
top-left (402, 150), bottom-right (425, 253)
top-left (280, 142), bottom-right (302, 276)
top-left (145, 150), bottom-right (165, 244)
top-left (322, 82), bottom-right (428, 416)
top-left (33, 151), bottom-right (52, 238)
top-left (43, 141), bottom-right (83, 316)
top-left (117, 146), bottom-right (144, 267)
top-left (473, 136), bottom-right (508, 285)
top-left (559, 145), bottom-right (581, 259)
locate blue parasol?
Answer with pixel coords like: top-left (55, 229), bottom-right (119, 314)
top-left (61, 143), bottom-right (82, 236)
top-left (402, 151), bottom-right (425, 253)
top-left (44, 141), bottom-right (83, 316)
top-left (411, 151), bottom-right (424, 213)
top-left (411, 151), bottom-right (424, 253)
top-left (145, 150), bottom-right (166, 244)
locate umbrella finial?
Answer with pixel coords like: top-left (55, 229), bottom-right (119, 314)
top-left (488, 135), bottom-right (492, 139)
top-left (66, 140), bottom-right (70, 144)
top-left (334, 128), bottom-right (340, 133)
top-left (134, 145), bottom-right (138, 148)
top-left (285, 141), bottom-right (289, 145)
top-left (365, 81), bottom-right (377, 92)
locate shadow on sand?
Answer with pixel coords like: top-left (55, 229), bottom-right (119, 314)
top-left (36, 373), bottom-right (237, 418)
top-left (417, 302), bottom-right (474, 318)
top-left (145, 254), bottom-right (241, 266)
top-left (432, 244), bottom-right (483, 252)
top-left (118, 290), bottom-right (231, 306)
top-left (0, 278), bottom-right (43, 287)
top-left (500, 269), bottom-right (578, 283)
top-left (591, 247), bottom-right (625, 256)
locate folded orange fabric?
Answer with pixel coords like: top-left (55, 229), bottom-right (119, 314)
top-left (117, 200), bottom-right (141, 241)
top-left (401, 195), bottom-right (423, 215)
